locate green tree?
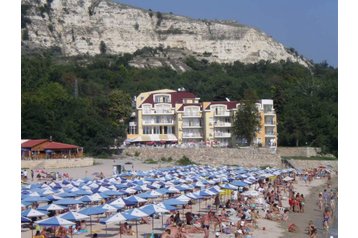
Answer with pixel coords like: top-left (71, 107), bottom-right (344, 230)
top-left (232, 99), bottom-right (260, 146)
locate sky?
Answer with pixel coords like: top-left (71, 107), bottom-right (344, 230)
top-left (115, 0), bottom-right (338, 67)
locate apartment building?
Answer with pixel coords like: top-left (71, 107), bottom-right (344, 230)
top-left (127, 89), bottom-right (277, 147)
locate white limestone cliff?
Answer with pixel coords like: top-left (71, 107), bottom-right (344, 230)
top-left (21, 0), bottom-right (309, 67)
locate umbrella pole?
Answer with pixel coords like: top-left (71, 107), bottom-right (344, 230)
top-left (161, 213), bottom-right (164, 228)
top-left (135, 220), bottom-right (138, 238)
top-left (90, 215), bottom-right (92, 235)
top-left (152, 214), bottom-right (154, 231)
top-left (119, 222), bottom-right (122, 238)
top-left (106, 224), bottom-right (108, 235)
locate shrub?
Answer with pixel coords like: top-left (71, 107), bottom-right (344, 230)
top-left (176, 155), bottom-right (196, 165)
top-left (134, 151), bottom-right (140, 157)
top-left (144, 158), bottom-right (158, 164)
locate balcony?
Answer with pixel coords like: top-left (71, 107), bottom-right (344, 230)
top-left (182, 133), bottom-right (203, 138)
top-left (142, 110), bottom-right (174, 115)
top-left (214, 122), bottom-right (232, 127)
top-left (129, 122), bottom-right (137, 127)
top-left (142, 120), bottom-right (174, 125)
top-left (214, 112), bottom-right (231, 117)
top-left (263, 110), bottom-right (275, 115)
top-left (182, 124), bottom-right (202, 128)
top-left (183, 112), bottom-right (201, 118)
top-left (265, 132), bottom-right (275, 137)
top-left (214, 132), bottom-right (231, 138)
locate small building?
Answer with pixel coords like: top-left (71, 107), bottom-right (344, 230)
top-left (21, 139), bottom-right (84, 160)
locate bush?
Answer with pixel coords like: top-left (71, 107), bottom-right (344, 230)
top-left (160, 156), bottom-right (173, 162)
top-left (144, 158), bottom-right (158, 164)
top-left (125, 152), bottom-right (132, 157)
top-left (176, 155), bottom-right (196, 165)
top-left (134, 151), bottom-right (140, 157)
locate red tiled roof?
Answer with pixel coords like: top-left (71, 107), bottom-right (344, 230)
top-left (44, 142), bottom-right (80, 150)
top-left (21, 139), bottom-right (48, 148)
top-left (205, 101), bottom-right (239, 110)
top-left (141, 91), bottom-right (197, 107)
top-left (177, 103), bottom-right (202, 111)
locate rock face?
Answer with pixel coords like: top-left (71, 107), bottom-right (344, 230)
top-left (21, 0), bottom-right (309, 67)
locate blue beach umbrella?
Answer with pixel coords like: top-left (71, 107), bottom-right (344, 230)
top-left (231, 180), bottom-right (248, 187)
top-left (54, 198), bottom-right (82, 206)
top-left (78, 206), bottom-right (107, 216)
top-left (124, 195), bottom-right (147, 206)
top-left (21, 216), bottom-right (32, 223)
top-left (99, 212), bottom-right (126, 224)
top-left (78, 206), bottom-right (107, 234)
top-left (23, 196), bottom-right (49, 203)
top-left (35, 216), bottom-right (75, 226)
top-left (37, 204), bottom-right (66, 211)
top-left (162, 198), bottom-right (187, 206)
top-left (21, 208), bottom-right (47, 217)
top-left (59, 211), bottom-right (90, 221)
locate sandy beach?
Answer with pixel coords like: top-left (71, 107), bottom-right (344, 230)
top-left (21, 158), bottom-right (337, 238)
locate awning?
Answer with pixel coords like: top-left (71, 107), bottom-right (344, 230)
top-left (132, 134), bottom-right (177, 142)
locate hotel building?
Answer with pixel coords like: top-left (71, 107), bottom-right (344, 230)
top-left (127, 89), bottom-right (277, 147)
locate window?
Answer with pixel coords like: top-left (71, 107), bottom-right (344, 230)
top-left (143, 127), bottom-right (152, 134)
top-left (154, 126), bottom-right (160, 134)
top-left (142, 104), bottom-right (151, 114)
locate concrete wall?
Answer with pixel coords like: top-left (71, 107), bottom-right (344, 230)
top-left (123, 147), bottom-right (282, 168)
top-left (287, 159), bottom-right (338, 170)
top-left (277, 147), bottom-right (322, 157)
top-left (21, 158), bottom-right (94, 169)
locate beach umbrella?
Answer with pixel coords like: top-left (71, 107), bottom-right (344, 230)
top-left (283, 176), bottom-right (294, 182)
top-left (22, 196), bottom-right (49, 203)
top-left (59, 211), bottom-right (90, 221)
top-left (124, 195), bottom-right (147, 206)
top-left (37, 204), bottom-right (66, 211)
top-left (175, 194), bottom-right (191, 202)
top-left (35, 216), bottom-right (75, 226)
top-left (78, 206), bottom-right (107, 235)
top-left (54, 198), bottom-right (82, 206)
top-left (162, 198), bottom-right (187, 206)
top-left (110, 197), bottom-right (126, 208)
top-left (231, 180), bottom-right (248, 187)
top-left (100, 212), bottom-right (126, 224)
top-left (123, 208), bottom-right (149, 238)
top-left (102, 190), bottom-right (124, 196)
top-left (21, 216), bottom-right (32, 223)
top-left (220, 183), bottom-right (238, 190)
top-left (140, 204), bottom-right (169, 230)
top-left (100, 204), bottom-right (118, 212)
top-left (241, 190), bottom-right (260, 197)
top-left (46, 195), bottom-right (63, 201)
top-left (78, 195), bottom-right (97, 203)
top-left (21, 208), bottom-right (47, 217)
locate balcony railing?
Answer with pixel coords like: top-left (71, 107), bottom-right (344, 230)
top-left (182, 124), bottom-right (202, 128)
top-left (183, 112), bottom-right (201, 117)
top-left (214, 112), bottom-right (231, 117)
top-left (182, 133), bottom-right (203, 138)
top-left (142, 120), bottom-right (174, 125)
top-left (214, 132), bottom-right (231, 138)
top-left (214, 122), bottom-right (232, 127)
top-left (143, 110), bottom-right (174, 115)
top-left (263, 110), bottom-right (275, 114)
top-left (264, 120), bottom-right (275, 125)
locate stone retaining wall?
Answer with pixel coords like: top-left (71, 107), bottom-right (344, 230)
top-left (277, 147), bottom-right (322, 157)
top-left (287, 159), bottom-right (338, 170)
top-left (123, 147), bottom-right (282, 168)
top-left (21, 157), bottom-right (94, 169)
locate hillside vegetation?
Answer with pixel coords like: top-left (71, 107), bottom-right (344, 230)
top-left (21, 50), bottom-right (337, 156)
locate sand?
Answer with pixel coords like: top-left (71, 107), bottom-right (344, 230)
top-left (21, 158), bottom-right (337, 238)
